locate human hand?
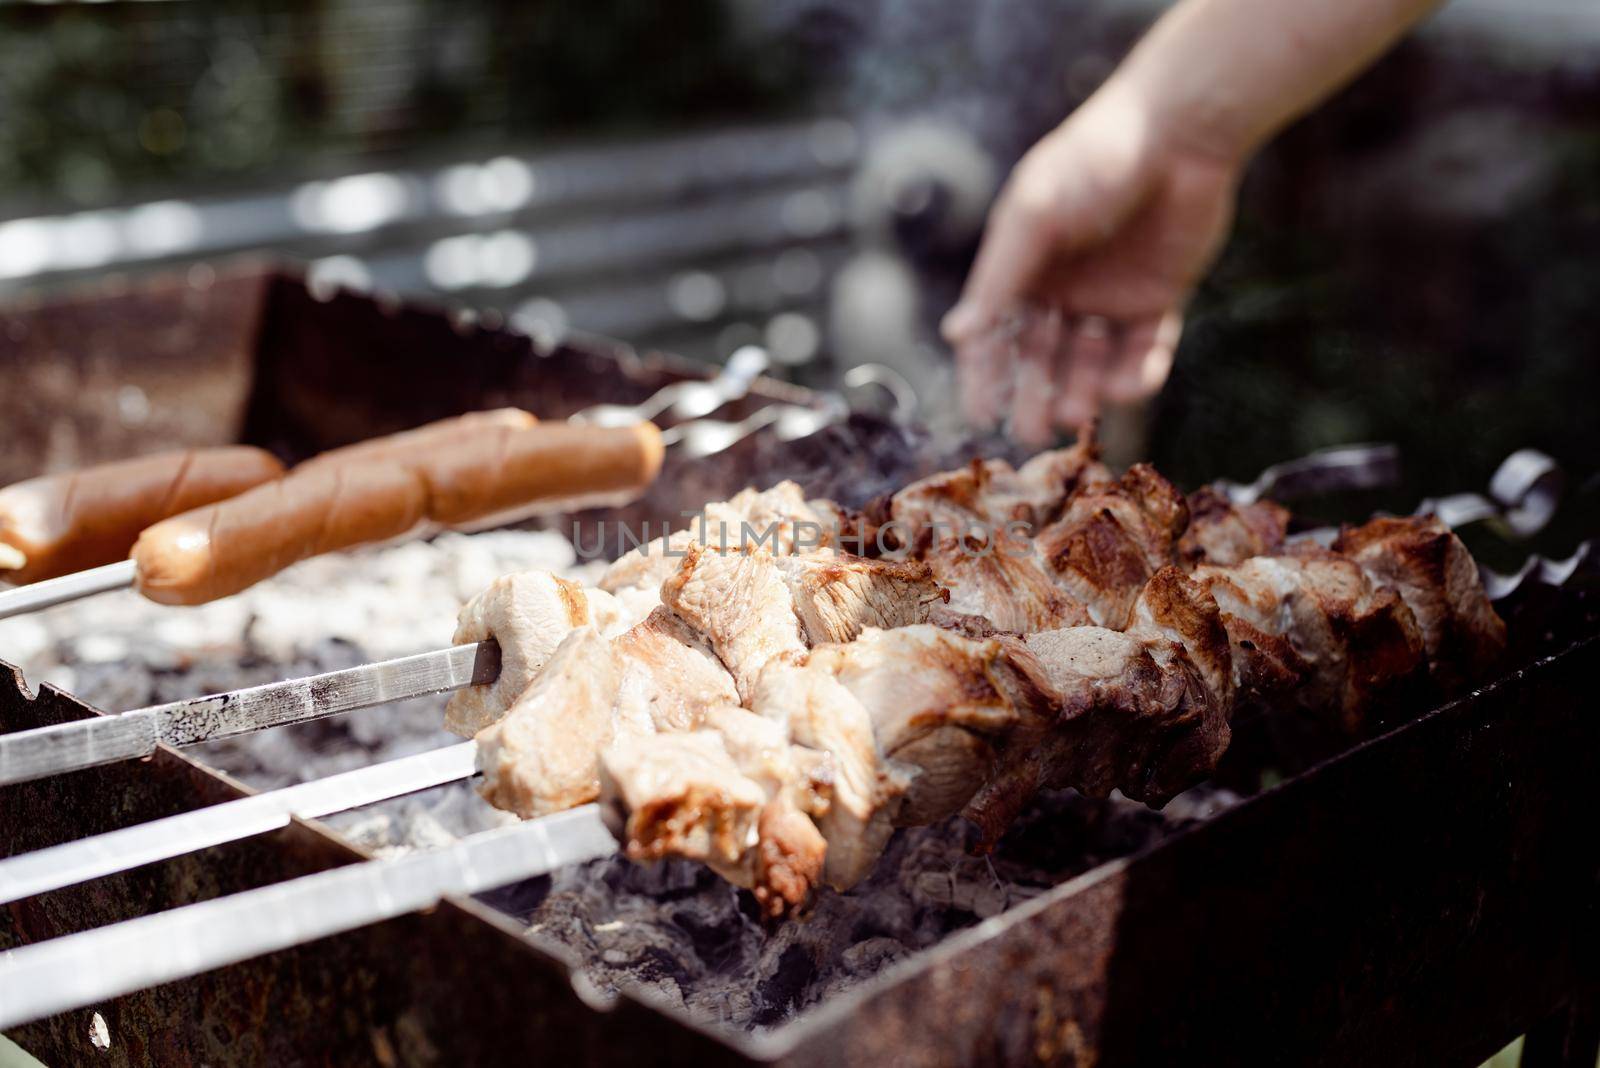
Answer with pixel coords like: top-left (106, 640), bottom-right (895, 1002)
top-left (941, 85), bottom-right (1243, 444)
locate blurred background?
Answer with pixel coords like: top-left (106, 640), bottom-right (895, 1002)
top-left (0, 0), bottom-right (1596, 561)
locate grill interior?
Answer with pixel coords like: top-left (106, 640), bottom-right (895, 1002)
top-left (0, 265), bottom-right (1594, 1067)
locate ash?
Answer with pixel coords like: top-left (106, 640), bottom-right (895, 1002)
top-left (490, 782), bottom-right (1236, 1032)
top-left (0, 524), bottom-right (1239, 1035)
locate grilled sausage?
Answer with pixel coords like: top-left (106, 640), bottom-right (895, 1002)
top-left (133, 421), bottom-right (664, 605)
top-left (297, 408), bottom-right (538, 471)
top-left (0, 447), bottom-right (285, 586)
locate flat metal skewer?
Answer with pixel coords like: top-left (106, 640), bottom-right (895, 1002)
top-left (0, 804), bottom-right (617, 1031)
top-left (0, 742), bottom-right (478, 905)
top-left (0, 640), bottom-right (498, 787)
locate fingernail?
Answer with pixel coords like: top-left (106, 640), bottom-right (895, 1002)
top-left (941, 302), bottom-right (981, 343)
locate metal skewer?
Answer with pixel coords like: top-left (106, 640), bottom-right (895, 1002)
top-left (0, 641), bottom-right (497, 787)
top-left (0, 742), bottom-right (478, 906)
top-left (0, 559), bottom-right (138, 619)
top-left (0, 804), bottom-right (616, 1031)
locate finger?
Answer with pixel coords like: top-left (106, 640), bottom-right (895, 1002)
top-left (956, 325), bottom-right (1012, 428)
top-left (1105, 309), bottom-right (1183, 403)
top-left (942, 182), bottom-right (1061, 345)
top-left (1053, 314), bottom-right (1115, 428)
top-left (1008, 308), bottom-right (1065, 446)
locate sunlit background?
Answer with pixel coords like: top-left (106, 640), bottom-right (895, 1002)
top-left (1, 0), bottom-right (1596, 555)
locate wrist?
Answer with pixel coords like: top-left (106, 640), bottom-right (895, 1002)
top-left (1081, 67), bottom-right (1254, 175)
top-left (1097, 63), bottom-right (1255, 171)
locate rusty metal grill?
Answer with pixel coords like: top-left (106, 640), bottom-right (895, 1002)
top-left (1, 265), bottom-right (1596, 1067)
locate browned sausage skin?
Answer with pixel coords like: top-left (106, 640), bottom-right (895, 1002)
top-left (134, 422), bottom-right (664, 606)
top-left (297, 408), bottom-right (537, 471)
top-left (0, 447), bottom-right (285, 586)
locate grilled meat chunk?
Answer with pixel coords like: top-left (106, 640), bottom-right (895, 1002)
top-left (445, 571), bottom-right (639, 736)
top-left (1194, 546), bottom-right (1427, 731)
top-left (1177, 486), bottom-right (1291, 569)
top-left (1333, 515), bottom-right (1507, 690)
top-left (599, 480), bottom-right (836, 595)
top-left (806, 625), bottom-right (1046, 827)
top-left (600, 728), bottom-right (767, 880)
top-left (909, 461), bottom-right (1184, 635)
top-left (772, 553), bottom-right (947, 644)
top-left (475, 605), bottom-right (741, 817)
top-left (885, 435), bottom-right (1109, 541)
top-left (598, 529), bottom-right (697, 597)
top-left (750, 657), bottom-right (907, 890)
top-left (1036, 463), bottom-right (1190, 628)
top-left (661, 546), bottom-right (950, 699)
top-left (612, 605), bottom-right (739, 732)
top-left (964, 567), bottom-right (1234, 844)
top-left (921, 533), bottom-right (1092, 633)
top-left (476, 626), bottom-right (632, 818)
top-left (600, 706), bottom-right (832, 917)
top-left (661, 545), bottom-right (808, 702)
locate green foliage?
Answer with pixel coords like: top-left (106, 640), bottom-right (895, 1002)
top-left (1149, 127), bottom-right (1600, 560)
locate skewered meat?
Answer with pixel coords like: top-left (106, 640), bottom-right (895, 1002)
top-left (468, 452), bottom-right (1506, 918)
top-left (609, 572), bottom-right (1231, 907)
top-left (594, 525), bottom-right (1497, 907)
top-left (472, 544), bottom-right (945, 821)
top-left (600, 706), bottom-right (832, 916)
top-left (611, 606), bottom-right (739, 732)
top-left (445, 571), bottom-right (638, 736)
top-left (1193, 545), bottom-right (1427, 731)
top-left (802, 625), bottom-right (1047, 828)
top-left (659, 545), bottom-right (948, 699)
top-left (965, 567), bottom-right (1234, 846)
top-left (1034, 463), bottom-right (1190, 628)
top-left (884, 434), bottom-right (1108, 538)
top-left (920, 533), bottom-right (1092, 633)
top-left (474, 600), bottom-right (743, 815)
top-left (1333, 515), bottom-right (1507, 690)
top-left (661, 546), bottom-right (808, 702)
top-left (907, 461), bottom-right (1187, 634)
top-left (599, 481), bottom-right (837, 595)
top-left (1177, 486), bottom-right (1291, 569)
top-left (477, 626), bottom-right (636, 818)
top-left (749, 658), bottom-right (906, 890)
top-left (772, 554), bottom-right (947, 644)
top-left (600, 728), bottom-right (767, 885)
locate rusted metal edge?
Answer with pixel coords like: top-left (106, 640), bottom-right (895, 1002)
top-left (764, 633), bottom-right (1600, 1067)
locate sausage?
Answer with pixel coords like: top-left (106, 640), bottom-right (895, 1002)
top-left (134, 458), bottom-right (429, 606)
top-left (297, 408), bottom-right (537, 471)
top-left (0, 447), bottom-right (285, 586)
top-left (133, 421), bottom-right (664, 605)
top-left (423, 420), bottom-right (665, 528)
